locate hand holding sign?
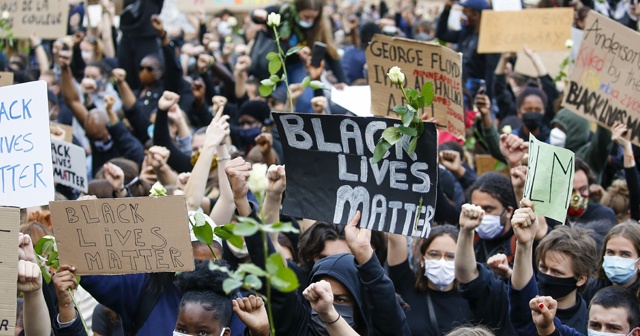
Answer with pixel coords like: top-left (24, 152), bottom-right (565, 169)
top-left (512, 199), bottom-right (538, 246)
top-left (344, 211), bottom-right (374, 265)
top-left (459, 204), bottom-right (485, 231)
top-left (17, 260), bottom-right (42, 293)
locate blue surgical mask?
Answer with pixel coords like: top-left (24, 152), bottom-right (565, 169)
top-left (603, 256), bottom-right (639, 285)
top-left (298, 19), bottom-right (314, 29)
top-left (475, 214), bottom-right (504, 240)
top-left (587, 329), bottom-right (630, 336)
top-left (238, 127), bottom-right (262, 144)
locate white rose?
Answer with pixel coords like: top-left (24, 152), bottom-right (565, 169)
top-left (227, 16), bottom-right (238, 27)
top-left (565, 39), bottom-right (573, 49)
top-left (1, 11), bottom-right (9, 20)
top-left (149, 181), bottom-right (167, 197)
top-left (247, 163), bottom-right (269, 194)
top-left (267, 12), bottom-right (281, 27)
top-left (387, 66), bottom-right (405, 85)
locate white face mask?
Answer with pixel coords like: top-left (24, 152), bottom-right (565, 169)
top-left (550, 128), bottom-right (567, 148)
top-left (298, 19), bottom-right (314, 29)
top-left (475, 214), bottom-right (504, 240)
top-left (81, 51), bottom-right (94, 62)
top-left (424, 258), bottom-right (455, 290)
top-left (587, 329), bottom-right (630, 336)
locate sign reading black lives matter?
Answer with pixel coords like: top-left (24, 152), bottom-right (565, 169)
top-left (274, 113), bottom-right (438, 238)
top-left (564, 11), bottom-right (640, 146)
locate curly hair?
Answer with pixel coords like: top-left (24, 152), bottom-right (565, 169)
top-left (601, 179), bottom-right (629, 222)
top-left (175, 260), bottom-right (235, 327)
top-left (466, 173), bottom-right (517, 211)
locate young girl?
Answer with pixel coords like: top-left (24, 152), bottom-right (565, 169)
top-left (173, 260), bottom-right (269, 336)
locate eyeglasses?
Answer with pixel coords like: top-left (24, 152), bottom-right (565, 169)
top-left (140, 66), bottom-right (155, 72)
top-left (425, 250), bottom-right (456, 262)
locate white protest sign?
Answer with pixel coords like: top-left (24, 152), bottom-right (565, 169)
top-left (492, 0), bottom-right (522, 11)
top-left (51, 139), bottom-right (88, 193)
top-left (0, 81), bottom-right (54, 208)
top-left (331, 86), bottom-right (372, 117)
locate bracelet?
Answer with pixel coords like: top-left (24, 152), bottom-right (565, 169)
top-left (160, 30), bottom-right (167, 40)
top-left (216, 156), bottom-right (231, 162)
top-left (320, 314), bottom-right (341, 325)
top-left (33, 43), bottom-right (42, 49)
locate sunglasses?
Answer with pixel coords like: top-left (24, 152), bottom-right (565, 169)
top-left (140, 66), bottom-right (155, 72)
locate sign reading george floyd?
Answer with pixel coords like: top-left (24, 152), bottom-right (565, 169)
top-left (478, 8), bottom-right (573, 53)
top-left (50, 196), bottom-right (195, 275)
top-left (177, 0), bottom-right (276, 12)
top-left (51, 139), bottom-right (88, 193)
top-left (0, 0), bottom-right (70, 39)
top-left (563, 11), bottom-right (640, 147)
top-left (366, 34), bottom-right (465, 140)
top-left (0, 207), bottom-right (18, 336)
top-left (274, 113), bottom-right (439, 238)
top-left (0, 81), bottom-right (55, 208)
top-left (523, 135), bottom-right (575, 223)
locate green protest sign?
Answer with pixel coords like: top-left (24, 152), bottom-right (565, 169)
top-left (523, 135), bottom-right (574, 223)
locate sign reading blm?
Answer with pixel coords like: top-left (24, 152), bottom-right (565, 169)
top-left (50, 196), bottom-right (195, 275)
top-left (366, 34), bottom-right (465, 140)
top-left (274, 113), bottom-right (439, 238)
top-left (563, 11), bottom-right (640, 147)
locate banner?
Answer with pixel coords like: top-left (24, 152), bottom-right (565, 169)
top-left (478, 8), bottom-right (573, 53)
top-left (51, 139), bottom-right (87, 193)
top-left (523, 135), bottom-right (575, 223)
top-left (50, 196), bottom-right (195, 275)
top-left (563, 11), bottom-right (640, 147)
top-left (0, 81), bottom-right (55, 208)
top-left (274, 113), bottom-right (439, 238)
top-left (177, 0), bottom-right (276, 12)
top-left (0, 0), bottom-right (70, 39)
top-left (0, 207), bottom-right (17, 336)
top-left (366, 34), bottom-right (465, 140)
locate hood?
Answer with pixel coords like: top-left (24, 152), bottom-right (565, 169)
top-left (309, 253), bottom-right (368, 335)
top-left (551, 108), bottom-right (590, 152)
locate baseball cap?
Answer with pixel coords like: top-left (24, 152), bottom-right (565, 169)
top-left (457, 0), bottom-right (491, 11)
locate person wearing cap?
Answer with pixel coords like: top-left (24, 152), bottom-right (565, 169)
top-left (231, 100), bottom-right (283, 165)
top-left (435, 0), bottom-right (500, 99)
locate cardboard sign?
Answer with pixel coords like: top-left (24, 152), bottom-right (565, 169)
top-left (0, 72), bottom-right (13, 87)
top-left (523, 135), bottom-right (575, 223)
top-left (366, 34), bottom-right (465, 140)
top-left (478, 8), bottom-right (573, 53)
top-left (0, 81), bottom-right (55, 208)
top-left (563, 11), bottom-right (640, 147)
top-left (274, 113), bottom-right (439, 238)
top-left (51, 139), bottom-right (87, 193)
top-left (50, 122), bottom-right (74, 143)
top-left (50, 196), bottom-right (195, 275)
top-left (177, 0), bottom-right (276, 12)
top-left (0, 207), bottom-right (17, 336)
top-left (0, 0), bottom-right (70, 39)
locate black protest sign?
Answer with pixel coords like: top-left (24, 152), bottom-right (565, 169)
top-left (274, 113), bottom-right (438, 238)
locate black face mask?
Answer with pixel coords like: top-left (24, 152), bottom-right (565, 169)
top-left (522, 112), bottom-right (544, 132)
top-left (537, 272), bottom-right (577, 299)
top-left (310, 304), bottom-right (356, 335)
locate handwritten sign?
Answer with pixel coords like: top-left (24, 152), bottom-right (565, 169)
top-left (177, 0), bottom-right (276, 12)
top-left (0, 0), bottom-right (69, 39)
top-left (50, 196), bottom-right (195, 275)
top-left (0, 81), bottom-right (55, 208)
top-left (366, 34), bottom-right (465, 140)
top-left (523, 135), bottom-right (575, 223)
top-left (50, 122), bottom-right (73, 143)
top-left (0, 207), bottom-right (17, 336)
top-left (0, 72), bottom-right (12, 87)
top-left (51, 139), bottom-right (87, 193)
top-left (274, 113), bottom-right (439, 238)
top-left (478, 8), bottom-right (573, 53)
top-left (563, 11), bottom-right (640, 147)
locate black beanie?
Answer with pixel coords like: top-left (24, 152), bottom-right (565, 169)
top-left (240, 100), bottom-right (271, 124)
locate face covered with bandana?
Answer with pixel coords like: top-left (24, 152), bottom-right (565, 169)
top-left (422, 235), bottom-right (457, 291)
top-left (568, 170), bottom-right (590, 218)
top-left (471, 190), bottom-right (511, 240)
top-left (308, 277), bottom-right (358, 336)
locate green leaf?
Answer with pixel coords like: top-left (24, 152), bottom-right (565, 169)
top-left (494, 160), bottom-right (508, 171)
top-left (48, 251), bottom-right (59, 265)
top-left (266, 52), bottom-right (279, 61)
top-left (194, 213), bottom-right (206, 227)
top-left (372, 139), bottom-right (392, 163)
top-left (300, 76), bottom-right (311, 89)
top-left (237, 263), bottom-right (268, 277)
top-left (259, 84), bottom-right (274, 97)
top-left (266, 253), bottom-right (285, 274)
top-left (381, 127), bottom-right (402, 145)
top-left (271, 266), bottom-right (299, 292)
top-left (243, 274), bottom-right (263, 290)
top-left (260, 78), bottom-right (275, 87)
top-left (42, 241), bottom-right (53, 255)
top-left (268, 58), bottom-right (282, 75)
top-left (406, 88), bottom-right (419, 102)
top-left (193, 222), bottom-right (213, 245)
top-left (398, 126), bottom-right (417, 136)
top-left (223, 278), bottom-right (243, 294)
top-left (34, 236), bottom-right (55, 255)
top-left (209, 261), bottom-right (231, 274)
top-left (393, 105), bottom-right (408, 115)
top-left (422, 82), bottom-right (434, 106)
top-left (214, 224), bottom-right (244, 249)
top-left (309, 80), bottom-right (325, 90)
top-left (402, 108), bottom-right (415, 127)
top-left (417, 120), bottom-right (425, 135)
top-left (286, 46), bottom-right (303, 56)
top-left (408, 136), bottom-right (419, 154)
top-left (233, 220), bottom-right (259, 237)
top-left (41, 267), bottom-right (52, 284)
top-left (269, 75), bottom-right (281, 83)
top-left (270, 222), bottom-right (300, 234)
